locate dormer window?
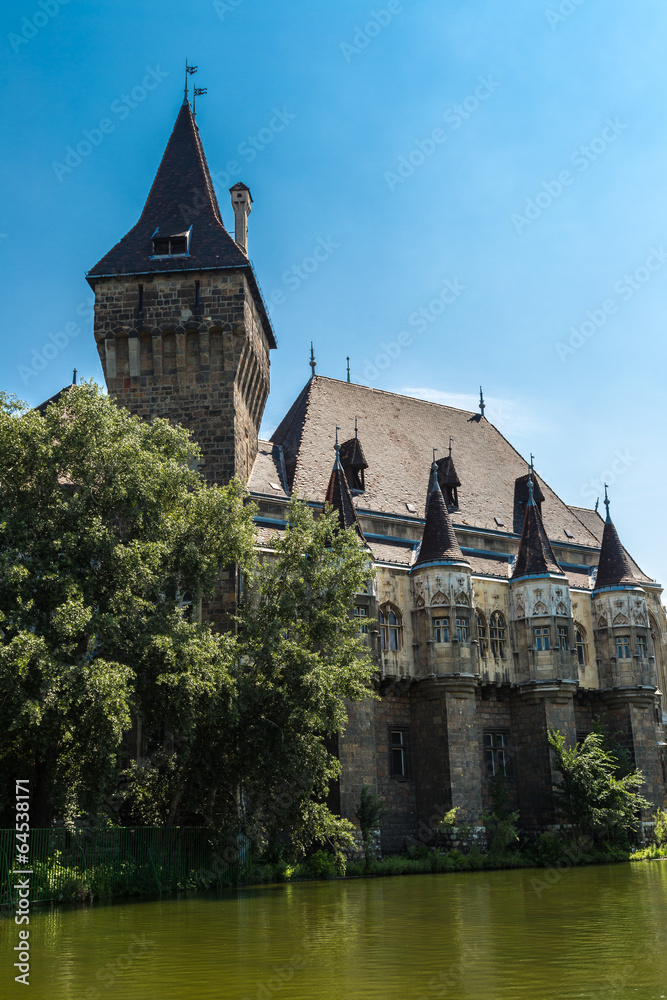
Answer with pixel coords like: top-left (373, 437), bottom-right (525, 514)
top-left (151, 229), bottom-right (191, 258)
top-left (339, 425), bottom-right (368, 494)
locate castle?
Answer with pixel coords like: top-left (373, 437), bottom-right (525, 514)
top-left (82, 94), bottom-right (667, 848)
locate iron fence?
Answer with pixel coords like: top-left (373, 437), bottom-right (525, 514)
top-left (0, 827), bottom-right (243, 905)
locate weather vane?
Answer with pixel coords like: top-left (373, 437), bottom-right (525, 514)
top-left (193, 86), bottom-right (207, 116)
top-left (184, 60), bottom-right (198, 102)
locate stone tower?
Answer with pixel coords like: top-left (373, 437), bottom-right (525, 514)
top-left (86, 96), bottom-right (276, 486)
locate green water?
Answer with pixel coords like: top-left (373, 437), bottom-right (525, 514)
top-left (2, 863), bottom-right (666, 999)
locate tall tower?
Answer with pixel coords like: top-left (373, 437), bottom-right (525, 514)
top-left (86, 95), bottom-right (276, 486)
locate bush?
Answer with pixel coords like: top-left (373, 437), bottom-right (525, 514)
top-left (305, 850), bottom-right (339, 879)
top-left (654, 809), bottom-right (667, 847)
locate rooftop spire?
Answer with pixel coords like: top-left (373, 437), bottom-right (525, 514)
top-left (324, 429), bottom-right (365, 539)
top-left (512, 460), bottom-right (564, 581)
top-left (479, 386), bottom-right (486, 417)
top-left (413, 457), bottom-right (468, 569)
top-left (184, 60), bottom-right (197, 104)
top-left (310, 342), bottom-right (316, 379)
top-left (594, 487), bottom-right (637, 590)
top-left (346, 356), bottom-right (351, 383)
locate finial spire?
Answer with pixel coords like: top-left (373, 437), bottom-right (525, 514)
top-left (354, 416), bottom-right (358, 438)
top-left (527, 454), bottom-right (535, 506)
top-left (72, 368), bottom-right (77, 385)
top-left (448, 436), bottom-right (453, 458)
top-left (193, 85), bottom-right (207, 117)
top-left (346, 356), bottom-right (350, 383)
top-left (594, 497), bottom-right (599, 514)
top-left (479, 386), bottom-right (486, 417)
top-left (432, 447), bottom-right (438, 467)
top-left (184, 60), bottom-right (197, 104)
top-left (309, 342), bottom-right (316, 379)
top-left (604, 483), bottom-right (611, 523)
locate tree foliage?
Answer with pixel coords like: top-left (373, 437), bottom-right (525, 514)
top-left (547, 729), bottom-right (650, 851)
top-left (0, 385), bottom-right (375, 859)
top-left (355, 786), bottom-right (390, 869)
top-left (0, 383), bottom-right (254, 827)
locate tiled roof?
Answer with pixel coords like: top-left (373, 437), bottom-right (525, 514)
top-left (250, 441), bottom-right (288, 497)
top-left (263, 377), bottom-right (601, 547)
top-left (568, 505), bottom-right (604, 543)
top-left (86, 100), bottom-right (276, 348)
top-left (413, 463), bottom-right (467, 568)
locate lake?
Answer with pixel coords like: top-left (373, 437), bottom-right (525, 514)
top-left (2, 862), bottom-right (666, 999)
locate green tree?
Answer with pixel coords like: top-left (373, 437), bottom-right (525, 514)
top-left (233, 497), bottom-right (375, 860)
top-left (0, 383), bottom-right (254, 827)
top-left (547, 729), bottom-right (650, 852)
top-left (355, 786), bottom-right (390, 870)
top-left (482, 775), bottom-right (519, 857)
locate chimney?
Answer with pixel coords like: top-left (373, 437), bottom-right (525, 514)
top-left (229, 182), bottom-right (252, 254)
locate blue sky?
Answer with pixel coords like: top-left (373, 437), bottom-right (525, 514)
top-left (2, 0), bottom-right (666, 583)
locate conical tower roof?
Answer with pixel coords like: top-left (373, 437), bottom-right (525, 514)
top-left (594, 491), bottom-right (637, 590)
top-left (413, 461), bottom-right (468, 569)
top-left (512, 470), bottom-right (564, 581)
top-left (323, 440), bottom-right (365, 540)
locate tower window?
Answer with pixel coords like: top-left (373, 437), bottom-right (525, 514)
top-left (490, 612), bottom-right (506, 658)
top-left (456, 617), bottom-right (469, 642)
top-left (138, 283), bottom-right (144, 311)
top-left (484, 731), bottom-right (512, 777)
top-left (390, 729), bottom-right (410, 778)
top-left (434, 617), bottom-right (449, 643)
top-left (380, 604), bottom-right (402, 651)
top-left (195, 280), bottom-right (201, 310)
top-left (557, 626), bottom-right (568, 651)
top-left (534, 627), bottom-right (550, 651)
top-left (616, 636), bottom-right (631, 659)
top-left (353, 605), bottom-right (368, 634)
top-left (477, 611), bottom-right (488, 655)
top-left (636, 635), bottom-right (647, 658)
top-left (575, 626), bottom-right (587, 666)
top-left (152, 231), bottom-right (190, 257)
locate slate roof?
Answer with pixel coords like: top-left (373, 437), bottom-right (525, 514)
top-left (261, 377), bottom-right (601, 546)
top-left (413, 463), bottom-right (468, 568)
top-left (339, 435), bottom-right (368, 470)
top-left (594, 512), bottom-right (639, 590)
top-left (512, 495), bottom-right (566, 581)
top-left (86, 99), bottom-right (276, 348)
top-left (323, 449), bottom-right (366, 539)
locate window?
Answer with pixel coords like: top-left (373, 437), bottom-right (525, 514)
top-left (534, 627), bottom-right (550, 651)
top-left (138, 283), bottom-right (144, 311)
top-left (353, 606), bottom-right (368, 634)
top-left (576, 627), bottom-right (587, 667)
top-left (390, 730), bottom-right (409, 778)
top-left (637, 635), bottom-right (647, 658)
top-left (195, 280), bottom-right (201, 310)
top-left (490, 612), bottom-right (506, 658)
top-left (616, 636), bottom-right (631, 659)
top-left (557, 626), bottom-right (568, 651)
top-left (456, 617), bottom-right (469, 642)
top-left (176, 590), bottom-right (196, 622)
top-left (434, 617), bottom-right (449, 643)
top-left (380, 605), bottom-right (402, 651)
top-left (477, 611), bottom-right (488, 656)
top-left (484, 732), bottom-right (511, 777)
top-left (152, 232), bottom-right (189, 257)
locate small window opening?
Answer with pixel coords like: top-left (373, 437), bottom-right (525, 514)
top-left (138, 283), bottom-right (144, 311)
top-left (195, 280), bottom-right (201, 311)
top-left (484, 732), bottom-right (512, 777)
top-left (390, 730), bottom-right (410, 778)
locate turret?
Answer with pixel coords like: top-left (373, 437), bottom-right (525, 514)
top-left (410, 457), bottom-right (473, 675)
top-left (509, 461), bottom-right (575, 682)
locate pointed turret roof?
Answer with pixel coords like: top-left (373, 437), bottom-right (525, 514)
top-left (323, 438), bottom-right (365, 540)
top-left (85, 99), bottom-right (276, 347)
top-left (413, 461), bottom-right (468, 569)
top-left (594, 490), bottom-right (638, 590)
top-left (512, 469), bottom-right (565, 581)
top-left (436, 454), bottom-right (461, 487)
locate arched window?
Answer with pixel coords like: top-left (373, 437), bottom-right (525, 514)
top-left (380, 604), bottom-right (402, 651)
top-left (490, 611), bottom-right (506, 659)
top-left (574, 623), bottom-right (587, 667)
top-left (476, 610), bottom-right (488, 656)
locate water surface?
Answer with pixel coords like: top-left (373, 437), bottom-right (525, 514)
top-left (1, 862), bottom-right (666, 999)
